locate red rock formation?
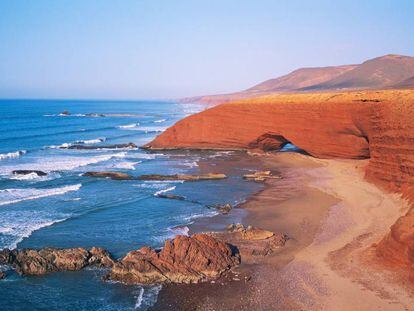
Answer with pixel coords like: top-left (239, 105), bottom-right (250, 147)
top-left (107, 234), bottom-right (240, 284)
top-left (145, 90), bottom-right (414, 275)
top-left (0, 247), bottom-right (114, 276)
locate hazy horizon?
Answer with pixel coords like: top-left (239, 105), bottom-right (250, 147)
top-left (1, 0), bottom-right (414, 100)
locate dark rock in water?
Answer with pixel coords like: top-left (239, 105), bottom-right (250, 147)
top-left (105, 234), bottom-right (240, 285)
top-left (65, 142), bottom-right (137, 150)
top-left (82, 171), bottom-right (135, 180)
top-left (0, 247), bottom-right (114, 276)
top-left (60, 110), bottom-right (70, 116)
top-left (138, 173), bottom-right (227, 181)
top-left (156, 193), bottom-right (186, 200)
top-left (85, 113), bottom-right (105, 117)
top-left (12, 170), bottom-right (47, 177)
top-left (0, 271), bottom-right (5, 280)
top-left (208, 203), bottom-right (232, 214)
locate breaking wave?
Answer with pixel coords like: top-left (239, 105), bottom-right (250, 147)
top-left (0, 150), bottom-right (26, 161)
top-left (0, 184), bottom-right (82, 207)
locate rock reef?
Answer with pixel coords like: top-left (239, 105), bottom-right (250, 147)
top-left (137, 173), bottom-right (227, 181)
top-left (82, 171), bottom-right (135, 180)
top-left (0, 247), bottom-right (114, 276)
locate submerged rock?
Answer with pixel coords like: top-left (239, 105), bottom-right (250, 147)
top-left (65, 142), bottom-right (137, 150)
top-left (138, 173), bottom-right (227, 181)
top-left (243, 171), bottom-right (281, 182)
top-left (12, 170), bottom-right (47, 177)
top-left (0, 247), bottom-right (114, 276)
top-left (156, 193), bottom-right (186, 200)
top-left (106, 234), bottom-right (240, 285)
top-left (82, 171), bottom-right (135, 180)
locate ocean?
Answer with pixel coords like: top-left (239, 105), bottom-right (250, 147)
top-left (0, 99), bottom-right (263, 310)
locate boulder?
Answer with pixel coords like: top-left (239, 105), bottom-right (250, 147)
top-left (0, 271), bottom-right (5, 280)
top-left (138, 173), bottom-right (227, 181)
top-left (12, 170), bottom-right (47, 176)
top-left (106, 234), bottom-right (240, 285)
top-left (59, 110), bottom-right (70, 116)
top-left (82, 171), bottom-right (135, 180)
top-left (64, 142), bottom-right (137, 150)
top-left (0, 247), bottom-right (114, 276)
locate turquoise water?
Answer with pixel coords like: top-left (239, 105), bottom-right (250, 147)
top-left (0, 100), bottom-right (263, 310)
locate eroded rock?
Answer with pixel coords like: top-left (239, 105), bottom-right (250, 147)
top-left (208, 203), bottom-right (232, 214)
top-left (0, 247), bottom-right (114, 276)
top-left (106, 234), bottom-right (240, 285)
top-left (137, 173), bottom-right (227, 181)
top-left (82, 171), bottom-right (135, 180)
top-left (63, 143), bottom-right (137, 150)
top-left (243, 171), bottom-right (281, 182)
top-left (216, 224), bottom-right (288, 260)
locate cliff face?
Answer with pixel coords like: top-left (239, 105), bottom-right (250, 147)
top-left (145, 90), bottom-right (414, 272)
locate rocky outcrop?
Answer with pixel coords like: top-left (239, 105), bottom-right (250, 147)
top-left (82, 171), bottom-right (135, 180)
top-left (213, 224), bottom-right (288, 260)
top-left (0, 247), bottom-right (114, 276)
top-left (376, 212), bottom-right (414, 267)
top-left (207, 203), bottom-right (233, 214)
top-left (106, 234), bottom-right (240, 285)
top-left (12, 170), bottom-right (48, 176)
top-left (144, 89), bottom-right (414, 276)
top-left (137, 173), bottom-right (227, 181)
top-left (243, 170), bottom-right (281, 182)
top-left (65, 142), bottom-right (137, 150)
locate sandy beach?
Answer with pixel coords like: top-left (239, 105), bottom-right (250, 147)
top-left (152, 152), bottom-right (414, 310)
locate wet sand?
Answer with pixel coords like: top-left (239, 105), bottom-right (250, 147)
top-left (151, 152), bottom-right (413, 310)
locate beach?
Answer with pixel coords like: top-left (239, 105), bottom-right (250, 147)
top-left (152, 152), bottom-right (413, 310)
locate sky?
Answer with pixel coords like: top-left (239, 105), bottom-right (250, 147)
top-left (1, 0), bottom-right (414, 100)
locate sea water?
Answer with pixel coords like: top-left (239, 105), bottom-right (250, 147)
top-left (0, 99), bottom-right (263, 310)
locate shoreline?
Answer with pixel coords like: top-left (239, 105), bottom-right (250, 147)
top-left (152, 152), bottom-right (414, 310)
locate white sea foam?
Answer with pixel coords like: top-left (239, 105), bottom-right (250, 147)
top-left (0, 152), bottom-right (127, 175)
top-left (49, 137), bottom-right (106, 149)
top-left (0, 184), bottom-right (82, 206)
top-left (153, 186), bottom-right (176, 197)
top-left (111, 161), bottom-right (141, 170)
top-left (0, 217), bottom-right (67, 250)
top-left (153, 119), bottom-right (166, 123)
top-left (9, 172), bottom-right (60, 181)
top-left (75, 137), bottom-right (106, 144)
top-left (182, 161), bottom-right (199, 168)
top-left (118, 123), bottom-right (140, 129)
top-left (134, 285), bottom-right (162, 310)
top-left (127, 153), bottom-right (166, 160)
top-left (119, 125), bottom-right (167, 133)
top-left (168, 225), bottom-right (190, 236)
top-left (135, 287), bottom-right (145, 309)
top-left (0, 150), bottom-right (26, 161)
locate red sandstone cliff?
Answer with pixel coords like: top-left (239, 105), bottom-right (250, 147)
top-left (145, 89), bottom-right (414, 274)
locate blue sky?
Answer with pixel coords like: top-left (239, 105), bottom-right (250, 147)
top-left (1, 0), bottom-right (413, 99)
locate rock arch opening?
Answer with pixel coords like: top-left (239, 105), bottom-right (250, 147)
top-left (248, 133), bottom-right (309, 155)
